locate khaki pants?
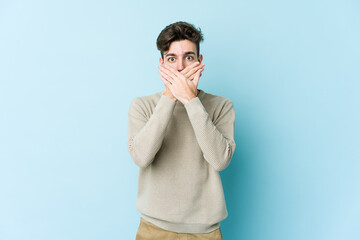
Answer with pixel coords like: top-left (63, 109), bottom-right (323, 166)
top-left (136, 218), bottom-right (223, 240)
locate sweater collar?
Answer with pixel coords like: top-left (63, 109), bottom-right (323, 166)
top-left (197, 88), bottom-right (205, 99)
top-left (176, 88), bottom-right (205, 106)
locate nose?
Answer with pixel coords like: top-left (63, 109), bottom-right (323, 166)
top-left (176, 59), bottom-right (185, 71)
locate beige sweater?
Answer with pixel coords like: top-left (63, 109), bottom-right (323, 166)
top-left (127, 88), bottom-right (236, 233)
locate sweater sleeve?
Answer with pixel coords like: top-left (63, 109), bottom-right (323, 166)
top-left (184, 97), bottom-right (236, 171)
top-left (127, 94), bottom-right (176, 168)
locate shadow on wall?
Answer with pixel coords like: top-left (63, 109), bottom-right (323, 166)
top-left (220, 99), bottom-right (265, 239)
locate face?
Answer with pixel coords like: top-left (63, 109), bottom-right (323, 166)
top-left (159, 39), bottom-right (203, 71)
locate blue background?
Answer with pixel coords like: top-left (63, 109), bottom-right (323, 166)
top-left (1, 0), bottom-right (359, 239)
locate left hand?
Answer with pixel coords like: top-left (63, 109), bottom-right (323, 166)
top-left (158, 64), bottom-right (204, 104)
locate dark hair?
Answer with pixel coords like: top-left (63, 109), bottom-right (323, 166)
top-left (156, 21), bottom-right (204, 59)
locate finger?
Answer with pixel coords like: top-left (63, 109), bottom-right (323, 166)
top-left (185, 65), bottom-right (201, 78)
top-left (161, 76), bottom-right (175, 94)
top-left (187, 66), bottom-right (204, 81)
top-left (192, 68), bottom-right (203, 87)
top-left (158, 68), bottom-right (174, 84)
top-left (193, 68), bottom-right (204, 79)
top-left (159, 70), bottom-right (173, 84)
top-left (159, 65), bottom-right (178, 80)
top-left (163, 64), bottom-right (183, 79)
top-left (160, 75), bottom-right (172, 86)
top-left (186, 65), bottom-right (204, 79)
top-left (181, 62), bottom-right (198, 75)
top-left (181, 61), bottom-right (200, 75)
top-left (159, 64), bottom-right (177, 76)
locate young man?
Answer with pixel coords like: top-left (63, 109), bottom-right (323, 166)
top-left (127, 21), bottom-right (236, 240)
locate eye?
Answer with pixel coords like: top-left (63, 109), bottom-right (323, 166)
top-left (186, 56), bottom-right (194, 61)
top-left (167, 57), bottom-right (175, 62)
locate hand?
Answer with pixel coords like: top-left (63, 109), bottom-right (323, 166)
top-left (159, 62), bottom-right (204, 102)
top-left (158, 62), bottom-right (204, 104)
top-left (163, 84), bottom-right (177, 102)
top-left (180, 61), bottom-right (205, 81)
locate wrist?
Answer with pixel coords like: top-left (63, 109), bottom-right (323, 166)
top-left (163, 92), bottom-right (177, 102)
top-left (183, 94), bottom-right (197, 105)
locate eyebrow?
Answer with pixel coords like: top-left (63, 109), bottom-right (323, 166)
top-left (165, 51), bottom-right (196, 57)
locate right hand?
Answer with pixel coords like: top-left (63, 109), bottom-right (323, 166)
top-left (181, 61), bottom-right (205, 81)
top-left (163, 84), bottom-right (177, 101)
top-left (161, 62), bottom-right (205, 101)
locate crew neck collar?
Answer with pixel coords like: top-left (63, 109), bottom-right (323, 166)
top-left (176, 88), bottom-right (205, 105)
top-left (197, 88), bottom-right (205, 99)
top-left (158, 89), bottom-right (205, 105)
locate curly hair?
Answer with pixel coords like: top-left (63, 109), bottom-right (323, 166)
top-left (156, 21), bottom-right (204, 59)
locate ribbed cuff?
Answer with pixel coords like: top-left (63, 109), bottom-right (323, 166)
top-left (161, 93), bottom-right (177, 103)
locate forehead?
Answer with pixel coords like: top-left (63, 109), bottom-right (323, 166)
top-left (165, 39), bottom-right (197, 56)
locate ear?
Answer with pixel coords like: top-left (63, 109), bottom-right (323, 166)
top-left (198, 54), bottom-right (203, 63)
top-left (159, 57), bottom-right (164, 65)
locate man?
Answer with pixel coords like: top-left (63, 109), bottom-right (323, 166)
top-left (127, 21), bottom-right (236, 240)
